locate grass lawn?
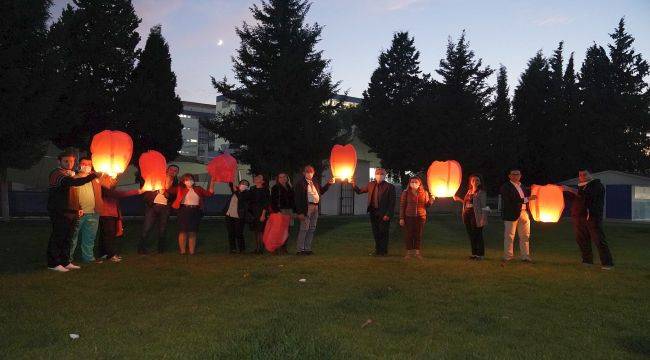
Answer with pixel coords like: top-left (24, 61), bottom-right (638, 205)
top-left (1, 214), bottom-right (649, 359)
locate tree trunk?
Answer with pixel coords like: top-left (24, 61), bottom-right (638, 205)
top-left (1, 167), bottom-right (9, 222)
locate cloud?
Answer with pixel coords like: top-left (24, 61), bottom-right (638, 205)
top-left (379, 0), bottom-right (429, 11)
top-left (533, 15), bottom-right (573, 27)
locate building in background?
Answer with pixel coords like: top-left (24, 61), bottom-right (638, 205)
top-left (179, 101), bottom-right (218, 163)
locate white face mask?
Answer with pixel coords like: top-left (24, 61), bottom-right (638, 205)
top-left (184, 180), bottom-right (194, 187)
top-left (305, 172), bottom-right (314, 180)
top-left (239, 184), bottom-right (248, 191)
top-left (79, 165), bottom-right (91, 174)
top-left (409, 183), bottom-right (420, 190)
top-left (375, 174), bottom-right (385, 182)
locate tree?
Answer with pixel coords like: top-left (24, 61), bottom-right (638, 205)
top-left (204, 0), bottom-right (345, 177)
top-left (48, 0), bottom-right (141, 151)
top-left (356, 31), bottom-right (426, 185)
top-left (430, 31), bottom-right (494, 178)
top-left (563, 52), bottom-right (581, 174)
top-left (121, 25), bottom-right (183, 161)
top-left (0, 0), bottom-right (52, 221)
top-left (606, 17), bottom-right (650, 172)
top-left (485, 65), bottom-right (515, 192)
top-left (512, 51), bottom-right (552, 183)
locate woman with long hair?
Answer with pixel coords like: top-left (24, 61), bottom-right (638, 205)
top-left (171, 173), bottom-right (216, 255)
top-left (454, 174), bottom-right (488, 260)
top-left (248, 174), bottom-right (270, 254)
top-left (270, 172), bottom-right (295, 254)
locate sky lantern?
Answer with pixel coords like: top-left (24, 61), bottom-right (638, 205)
top-left (426, 160), bottom-right (462, 197)
top-left (330, 144), bottom-right (357, 181)
top-left (139, 150), bottom-right (167, 191)
top-left (206, 152), bottom-right (238, 183)
top-left (529, 184), bottom-right (565, 223)
top-left (90, 130), bottom-right (133, 178)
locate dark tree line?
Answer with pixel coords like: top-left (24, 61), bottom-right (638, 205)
top-left (356, 18), bottom-right (649, 192)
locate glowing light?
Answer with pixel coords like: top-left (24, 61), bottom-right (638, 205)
top-left (139, 150), bottom-right (167, 191)
top-left (330, 144), bottom-right (357, 181)
top-left (529, 184), bottom-right (565, 223)
top-left (426, 160), bottom-right (462, 197)
top-left (90, 130), bottom-right (133, 178)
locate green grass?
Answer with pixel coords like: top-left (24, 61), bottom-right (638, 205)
top-left (1, 215), bottom-right (649, 359)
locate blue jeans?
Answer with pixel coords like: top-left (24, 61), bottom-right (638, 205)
top-left (69, 213), bottom-right (99, 262)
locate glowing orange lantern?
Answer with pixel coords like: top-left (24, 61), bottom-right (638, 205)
top-left (330, 144), bottom-right (357, 181)
top-left (139, 150), bottom-right (167, 191)
top-left (427, 160), bottom-right (462, 197)
top-left (529, 184), bottom-right (565, 223)
top-left (206, 152), bottom-right (238, 183)
top-left (90, 130), bottom-right (133, 177)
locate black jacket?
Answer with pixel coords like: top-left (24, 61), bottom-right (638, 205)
top-left (293, 177), bottom-right (331, 215)
top-left (248, 186), bottom-right (271, 218)
top-left (568, 179), bottom-right (605, 220)
top-left (499, 181), bottom-right (531, 221)
top-left (270, 184), bottom-right (294, 212)
top-left (224, 183), bottom-right (251, 219)
top-left (353, 180), bottom-right (396, 218)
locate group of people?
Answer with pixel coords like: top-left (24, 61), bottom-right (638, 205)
top-left (46, 148), bottom-right (614, 272)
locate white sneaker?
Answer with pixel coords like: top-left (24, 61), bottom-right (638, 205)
top-left (48, 265), bottom-right (69, 272)
top-left (65, 263), bottom-right (81, 270)
top-left (110, 255), bottom-right (122, 263)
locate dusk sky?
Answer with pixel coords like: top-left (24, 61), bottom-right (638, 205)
top-left (51, 0), bottom-right (650, 105)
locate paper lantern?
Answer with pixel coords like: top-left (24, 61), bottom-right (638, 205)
top-left (262, 213), bottom-right (291, 252)
top-left (90, 130), bottom-right (133, 178)
top-left (139, 150), bottom-right (167, 191)
top-left (206, 152), bottom-right (238, 183)
top-left (426, 160), bottom-right (462, 197)
top-left (330, 144), bottom-right (357, 181)
top-left (529, 184), bottom-right (565, 223)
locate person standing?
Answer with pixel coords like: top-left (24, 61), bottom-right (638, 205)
top-left (399, 176), bottom-right (434, 260)
top-left (171, 173), bottom-right (216, 255)
top-left (138, 165), bottom-right (179, 254)
top-left (69, 157), bottom-right (103, 264)
top-left (248, 174), bottom-right (270, 254)
top-left (97, 177), bottom-right (142, 263)
top-left (499, 168), bottom-right (536, 263)
top-left (225, 180), bottom-right (251, 254)
top-left (270, 172), bottom-right (295, 254)
top-left (293, 165), bottom-right (334, 255)
top-left (351, 168), bottom-right (396, 256)
top-left (46, 148), bottom-right (99, 272)
top-left (453, 174), bottom-right (488, 260)
top-left (563, 169), bottom-right (614, 270)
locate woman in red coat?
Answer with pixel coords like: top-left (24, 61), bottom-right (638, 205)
top-left (399, 176), bottom-right (434, 260)
top-left (171, 173), bottom-right (216, 255)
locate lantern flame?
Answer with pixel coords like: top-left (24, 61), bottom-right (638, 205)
top-left (427, 160), bottom-right (462, 197)
top-left (139, 150), bottom-right (168, 191)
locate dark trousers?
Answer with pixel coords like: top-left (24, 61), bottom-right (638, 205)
top-left (573, 216), bottom-right (613, 266)
top-left (47, 212), bottom-right (77, 267)
top-left (139, 204), bottom-right (170, 252)
top-left (98, 216), bottom-right (118, 258)
top-left (370, 211), bottom-right (390, 254)
top-left (404, 217), bottom-right (425, 250)
top-left (225, 215), bottom-right (245, 252)
top-left (463, 210), bottom-right (485, 256)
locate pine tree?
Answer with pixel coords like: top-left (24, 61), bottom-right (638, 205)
top-left (122, 25), bottom-right (183, 161)
top-left (432, 31), bottom-right (494, 176)
top-left (546, 42), bottom-right (573, 179)
top-left (356, 31), bottom-right (426, 185)
top-left (512, 51), bottom-right (552, 183)
top-left (0, 0), bottom-right (52, 220)
top-left (486, 65), bottom-right (515, 192)
top-left (204, 0), bottom-right (345, 176)
top-left (48, 0), bottom-right (141, 150)
top-left (563, 52), bottom-right (581, 174)
top-left (607, 17), bottom-right (650, 172)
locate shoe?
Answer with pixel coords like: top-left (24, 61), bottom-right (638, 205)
top-left (468, 255), bottom-right (478, 260)
top-left (601, 266), bottom-right (614, 271)
top-left (521, 258), bottom-right (534, 263)
top-left (475, 256), bottom-right (484, 261)
top-left (415, 253), bottom-right (423, 260)
top-left (305, 251), bottom-right (314, 255)
top-left (404, 253), bottom-right (412, 260)
top-left (48, 265), bottom-right (69, 272)
top-left (65, 263), bottom-right (81, 270)
top-left (110, 255), bottom-right (122, 263)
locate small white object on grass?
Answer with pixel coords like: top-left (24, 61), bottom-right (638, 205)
top-left (298, 278), bottom-right (307, 283)
top-left (69, 333), bottom-right (79, 339)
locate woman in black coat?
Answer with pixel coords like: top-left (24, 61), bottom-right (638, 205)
top-left (248, 174), bottom-right (270, 254)
top-left (270, 172), bottom-right (295, 254)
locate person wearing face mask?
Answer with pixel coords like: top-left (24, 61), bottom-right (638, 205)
top-left (46, 148), bottom-right (101, 272)
top-left (96, 175), bottom-right (143, 263)
top-left (225, 180), bottom-right (252, 254)
top-left (68, 157), bottom-right (104, 264)
top-left (453, 174), bottom-right (488, 260)
top-left (248, 174), bottom-right (271, 254)
top-left (270, 172), bottom-right (294, 254)
top-left (351, 168), bottom-right (396, 256)
top-left (399, 176), bottom-right (434, 260)
top-left (139, 164), bottom-right (180, 255)
top-left (499, 168), bottom-right (536, 263)
top-left (293, 165), bottom-right (335, 255)
top-left (171, 173), bottom-right (216, 255)
top-left (562, 168), bottom-right (613, 270)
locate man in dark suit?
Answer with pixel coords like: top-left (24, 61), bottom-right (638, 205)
top-left (563, 169), bottom-right (614, 270)
top-left (352, 168), bottom-right (396, 256)
top-left (294, 165), bottom-right (334, 255)
top-left (499, 168), bottom-right (536, 262)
